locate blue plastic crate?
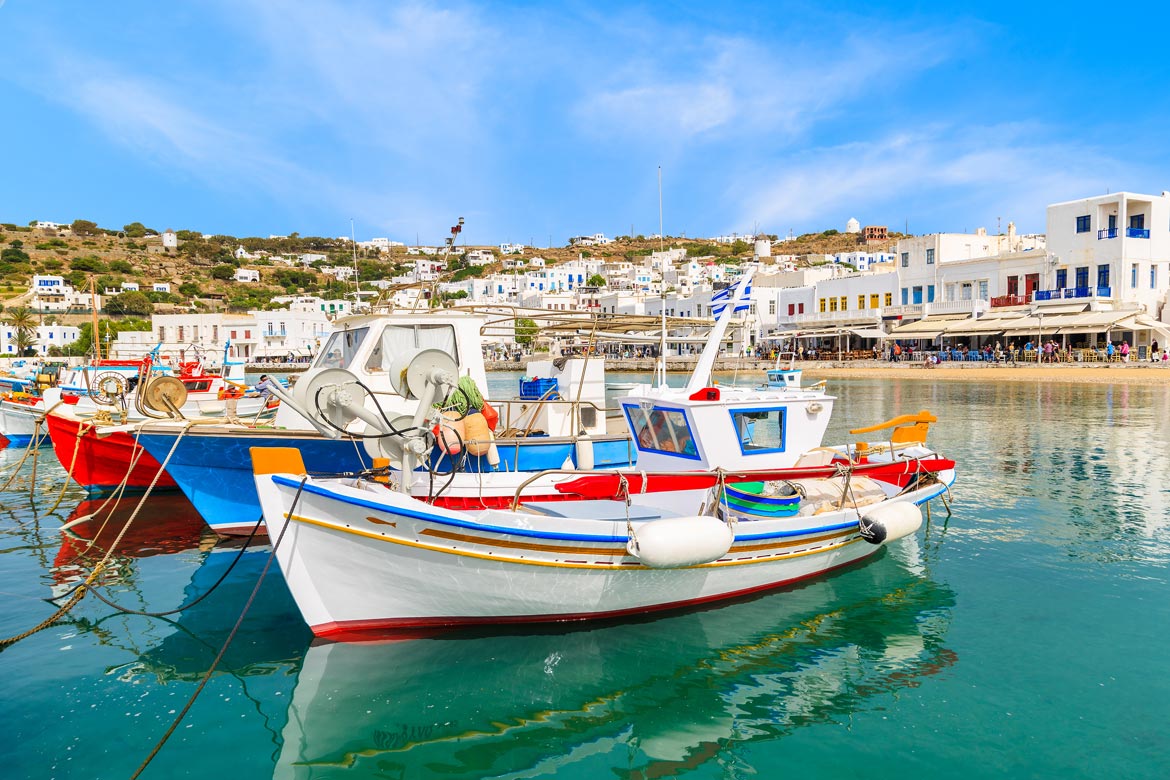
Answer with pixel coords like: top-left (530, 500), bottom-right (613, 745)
top-left (519, 377), bottom-right (559, 400)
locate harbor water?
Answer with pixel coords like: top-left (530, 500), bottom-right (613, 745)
top-left (1, 375), bottom-right (1169, 778)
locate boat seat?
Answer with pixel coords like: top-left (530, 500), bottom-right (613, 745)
top-left (521, 499), bottom-right (681, 522)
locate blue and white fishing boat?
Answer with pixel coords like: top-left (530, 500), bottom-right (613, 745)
top-left (246, 274), bottom-right (957, 638)
top-left (136, 310), bottom-right (635, 534)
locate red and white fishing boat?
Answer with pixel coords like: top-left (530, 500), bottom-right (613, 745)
top-left (43, 356), bottom-right (274, 494)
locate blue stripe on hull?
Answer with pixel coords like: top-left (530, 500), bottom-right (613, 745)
top-left (138, 431), bottom-right (637, 529)
top-left (2, 433), bottom-right (50, 448)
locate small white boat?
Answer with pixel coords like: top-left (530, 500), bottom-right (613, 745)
top-left (251, 446), bottom-right (952, 639)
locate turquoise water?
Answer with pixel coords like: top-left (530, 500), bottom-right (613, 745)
top-left (2, 376), bottom-right (1170, 778)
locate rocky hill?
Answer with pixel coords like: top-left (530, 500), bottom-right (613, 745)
top-left (0, 220), bottom-right (903, 317)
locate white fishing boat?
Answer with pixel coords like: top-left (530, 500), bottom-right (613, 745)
top-left (248, 271), bottom-right (956, 639)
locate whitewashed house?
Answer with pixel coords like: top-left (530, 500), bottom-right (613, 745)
top-left (234, 269), bottom-right (261, 283)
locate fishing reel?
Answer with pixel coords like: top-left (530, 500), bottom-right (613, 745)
top-left (137, 376), bottom-right (189, 419)
top-left (88, 371), bottom-right (128, 407)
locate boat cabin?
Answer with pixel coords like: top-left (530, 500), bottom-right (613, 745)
top-left (618, 382), bottom-right (835, 473)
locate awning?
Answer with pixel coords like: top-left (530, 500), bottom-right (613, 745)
top-left (1034, 303), bottom-right (1089, 315)
top-left (943, 314), bottom-right (1028, 336)
top-left (886, 314), bottom-right (970, 338)
top-left (1049, 310), bottom-right (1133, 334)
top-left (848, 327), bottom-right (889, 339)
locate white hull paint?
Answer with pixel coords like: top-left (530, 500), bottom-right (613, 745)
top-left (255, 468), bottom-right (953, 639)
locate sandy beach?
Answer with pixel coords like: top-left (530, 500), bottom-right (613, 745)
top-left (791, 361), bottom-right (1170, 386)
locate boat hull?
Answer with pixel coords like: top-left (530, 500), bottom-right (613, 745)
top-left (0, 398), bottom-right (49, 447)
top-left (138, 427), bottom-right (635, 535)
top-left (255, 471), bottom-right (952, 640)
top-left (45, 411), bottom-right (179, 494)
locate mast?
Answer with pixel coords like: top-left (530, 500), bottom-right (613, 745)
top-left (89, 277), bottom-right (101, 360)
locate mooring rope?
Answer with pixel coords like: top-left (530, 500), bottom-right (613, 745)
top-left (58, 515), bottom-right (265, 618)
top-left (0, 423), bottom-right (191, 649)
top-left (128, 476), bottom-right (307, 780)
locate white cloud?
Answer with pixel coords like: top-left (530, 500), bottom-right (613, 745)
top-left (572, 27), bottom-right (958, 144)
top-left (734, 125), bottom-right (1123, 234)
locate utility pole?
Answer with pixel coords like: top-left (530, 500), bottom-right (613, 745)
top-left (658, 166), bottom-right (664, 252)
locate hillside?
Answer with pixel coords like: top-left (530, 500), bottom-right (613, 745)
top-left (0, 220), bottom-right (903, 317)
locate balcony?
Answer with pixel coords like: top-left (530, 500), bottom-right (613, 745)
top-left (1034, 286), bottom-right (1112, 301)
top-left (990, 294), bottom-right (1031, 308)
top-left (264, 329), bottom-right (288, 339)
top-left (1126, 227), bottom-right (1150, 239)
top-left (1097, 228), bottom-right (1118, 239)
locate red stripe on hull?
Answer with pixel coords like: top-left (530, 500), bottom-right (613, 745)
top-left (308, 551), bottom-right (875, 642)
top-left (45, 413), bottom-right (178, 493)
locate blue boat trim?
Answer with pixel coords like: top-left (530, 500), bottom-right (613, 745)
top-left (270, 474), bottom-right (866, 544)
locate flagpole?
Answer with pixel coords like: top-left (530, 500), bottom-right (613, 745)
top-left (686, 270), bottom-right (754, 394)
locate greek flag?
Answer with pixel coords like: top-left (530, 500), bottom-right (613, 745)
top-left (710, 278), bottom-right (752, 317)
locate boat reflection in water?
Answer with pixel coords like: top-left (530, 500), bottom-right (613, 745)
top-left (275, 539), bottom-right (956, 779)
top-left (52, 494), bottom-right (214, 596)
top-left (54, 494), bottom-right (310, 683)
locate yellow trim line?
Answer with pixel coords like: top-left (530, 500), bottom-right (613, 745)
top-left (285, 513), bottom-right (862, 570)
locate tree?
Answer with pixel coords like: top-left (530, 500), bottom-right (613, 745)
top-left (108, 259), bottom-right (134, 273)
top-left (3, 307), bottom-right (37, 356)
top-left (587, 273), bottom-right (606, 287)
top-left (70, 255), bottom-right (107, 273)
top-left (104, 291), bottom-right (154, 316)
top-left (178, 281), bottom-right (201, 297)
top-left (71, 219), bottom-right (101, 236)
top-left (123, 222), bottom-right (148, 238)
top-left (210, 264), bottom-right (236, 280)
top-left (515, 317), bottom-right (538, 346)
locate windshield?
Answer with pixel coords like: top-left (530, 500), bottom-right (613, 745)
top-left (365, 324), bottom-right (459, 374)
top-left (314, 327), bottom-right (370, 370)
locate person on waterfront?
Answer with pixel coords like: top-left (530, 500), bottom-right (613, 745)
top-left (1120, 340), bottom-right (1130, 362)
top-left (1106, 341), bottom-right (1115, 361)
top-left (1152, 340), bottom-right (1160, 362)
top-left (1008, 341), bottom-right (1018, 365)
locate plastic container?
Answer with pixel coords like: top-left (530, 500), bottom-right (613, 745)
top-left (519, 377), bottom-right (559, 400)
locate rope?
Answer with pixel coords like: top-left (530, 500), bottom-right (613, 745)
top-left (128, 476), bottom-right (307, 780)
top-left (0, 423), bottom-right (191, 649)
top-left (0, 418), bottom-right (43, 493)
top-left (63, 516), bottom-right (264, 617)
top-left (46, 419), bottom-right (94, 514)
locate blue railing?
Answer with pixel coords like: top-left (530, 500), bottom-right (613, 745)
top-left (1034, 286), bottom-right (1112, 301)
top-left (1098, 228), bottom-right (1118, 239)
top-left (1126, 227), bottom-right (1150, 239)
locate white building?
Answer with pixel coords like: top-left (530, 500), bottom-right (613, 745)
top-left (29, 275), bottom-right (102, 313)
top-left (162, 230), bottom-right (178, 252)
top-left (499, 243), bottom-right (526, 255)
top-left (153, 283), bottom-right (171, 293)
top-left (235, 269), bottom-right (261, 283)
top-left (1046, 191), bottom-right (1170, 318)
top-left (1, 324), bottom-right (81, 356)
top-left (846, 217), bottom-right (861, 234)
top-left (835, 251), bottom-right (896, 272)
top-left (320, 265), bottom-right (356, 281)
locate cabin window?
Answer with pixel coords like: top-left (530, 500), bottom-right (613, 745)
top-left (184, 380), bottom-right (212, 392)
top-left (366, 324), bottom-right (459, 375)
top-left (729, 407), bottom-right (787, 455)
top-left (315, 327), bottom-right (370, 369)
top-left (623, 404), bottom-right (700, 460)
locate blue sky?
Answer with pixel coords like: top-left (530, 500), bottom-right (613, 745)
top-left (1, 1), bottom-right (1167, 246)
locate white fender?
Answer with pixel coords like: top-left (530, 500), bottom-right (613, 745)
top-left (575, 439), bottom-right (594, 470)
top-left (859, 501), bottom-right (922, 545)
top-left (628, 515), bottom-right (733, 568)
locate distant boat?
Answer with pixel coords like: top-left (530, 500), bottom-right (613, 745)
top-left (607, 381), bottom-right (638, 391)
